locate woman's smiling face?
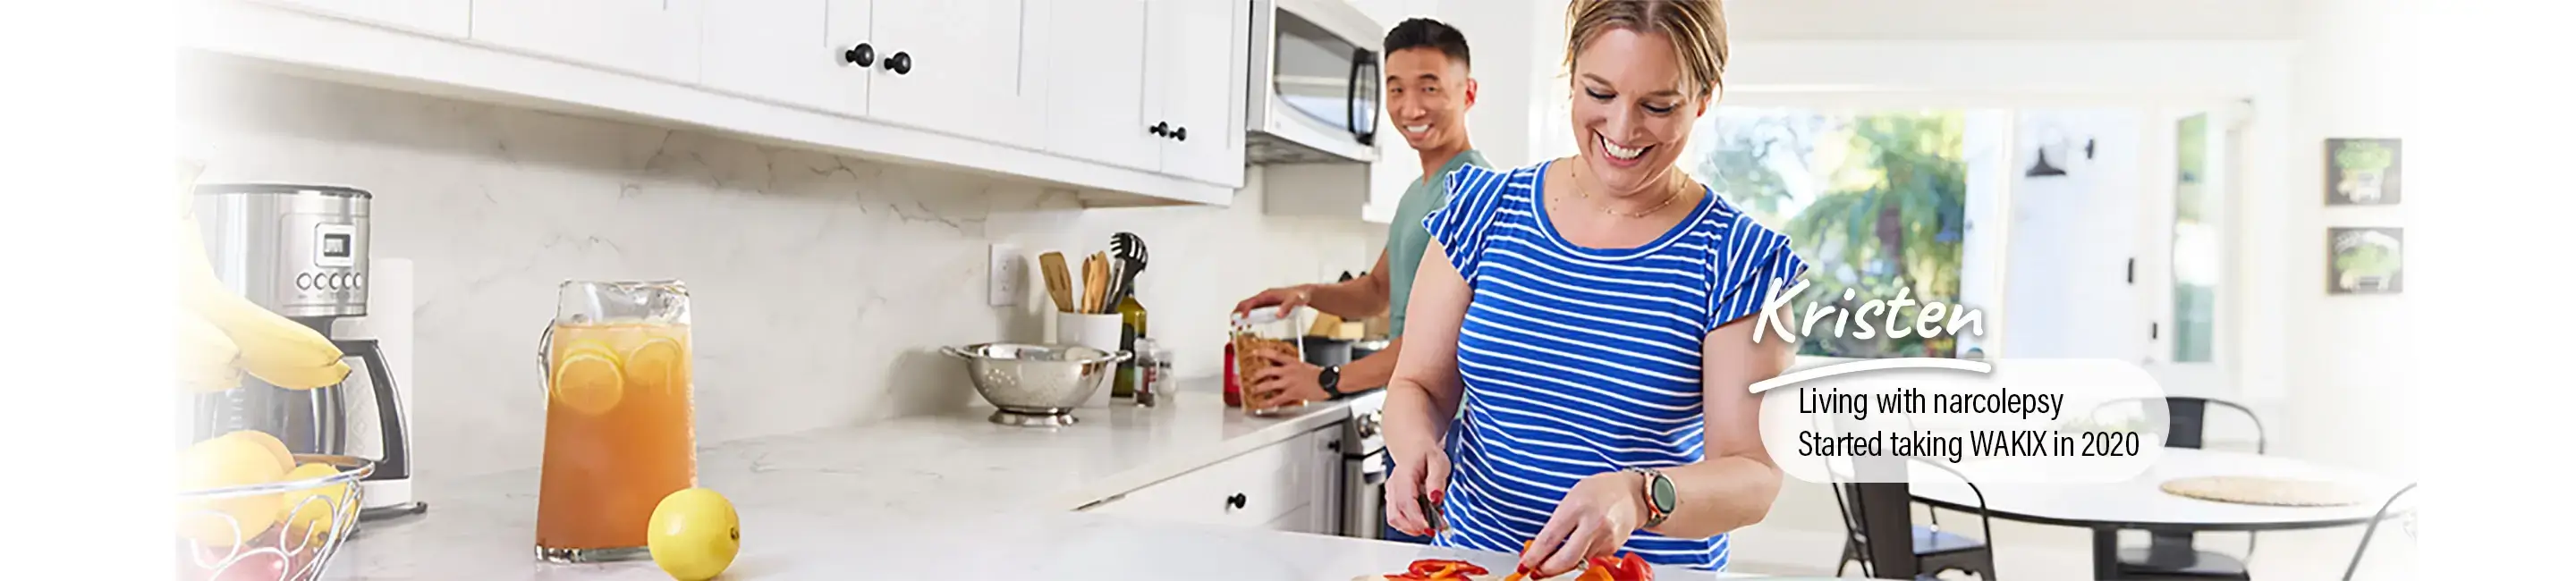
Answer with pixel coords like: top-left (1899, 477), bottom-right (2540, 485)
top-left (1570, 28), bottom-right (1710, 198)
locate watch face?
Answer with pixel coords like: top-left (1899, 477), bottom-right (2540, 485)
top-left (1650, 473), bottom-right (1678, 511)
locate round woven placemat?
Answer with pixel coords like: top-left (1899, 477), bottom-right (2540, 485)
top-left (2159, 476), bottom-right (2365, 507)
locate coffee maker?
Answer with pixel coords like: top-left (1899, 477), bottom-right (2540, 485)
top-left (191, 182), bottom-right (424, 520)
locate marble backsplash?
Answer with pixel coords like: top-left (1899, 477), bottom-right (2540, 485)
top-left (179, 65), bottom-right (1385, 478)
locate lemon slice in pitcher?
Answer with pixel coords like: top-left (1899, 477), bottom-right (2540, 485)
top-left (625, 336), bottom-right (687, 397)
top-left (552, 348), bottom-right (625, 415)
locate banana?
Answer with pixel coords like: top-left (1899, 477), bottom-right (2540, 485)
top-left (176, 311), bottom-right (243, 392)
top-left (177, 206), bottom-right (349, 390)
top-left (250, 359), bottom-right (354, 392)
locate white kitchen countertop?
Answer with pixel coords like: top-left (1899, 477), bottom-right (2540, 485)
top-left (319, 381), bottom-right (1775, 580)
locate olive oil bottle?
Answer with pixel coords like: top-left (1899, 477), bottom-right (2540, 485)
top-left (1112, 293), bottom-right (1148, 398)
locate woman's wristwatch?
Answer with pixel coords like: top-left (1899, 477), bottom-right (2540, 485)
top-left (1631, 467), bottom-right (1677, 528)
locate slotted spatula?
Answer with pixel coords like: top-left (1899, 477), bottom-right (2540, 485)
top-left (1109, 232), bottom-right (1148, 305)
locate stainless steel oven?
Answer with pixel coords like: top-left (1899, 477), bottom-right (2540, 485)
top-left (1335, 391), bottom-right (1390, 538)
top-left (1246, 0), bottom-right (1382, 164)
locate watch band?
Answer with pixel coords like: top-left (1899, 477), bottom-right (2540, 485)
top-left (1632, 467), bottom-right (1674, 528)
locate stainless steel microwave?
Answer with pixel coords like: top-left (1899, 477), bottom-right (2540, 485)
top-left (1246, 0), bottom-right (1382, 164)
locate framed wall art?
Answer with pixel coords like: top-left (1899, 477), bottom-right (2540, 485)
top-left (2326, 138), bottom-right (2402, 206)
top-left (2327, 227), bottom-right (2403, 295)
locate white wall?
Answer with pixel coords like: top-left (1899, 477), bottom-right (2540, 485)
top-left (2276, 0), bottom-right (2418, 477)
top-left (180, 64), bottom-right (1384, 478)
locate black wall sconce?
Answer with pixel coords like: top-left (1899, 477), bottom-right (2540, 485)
top-left (2027, 136), bottom-right (2097, 178)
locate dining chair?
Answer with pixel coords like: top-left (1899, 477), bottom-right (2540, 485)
top-left (2341, 483), bottom-right (2417, 580)
top-left (2108, 396), bottom-right (2266, 580)
top-left (1832, 459), bottom-right (1997, 580)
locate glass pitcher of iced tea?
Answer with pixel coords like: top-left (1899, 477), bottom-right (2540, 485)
top-left (534, 280), bottom-right (696, 562)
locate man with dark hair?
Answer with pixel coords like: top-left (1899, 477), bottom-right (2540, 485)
top-left (1232, 17), bottom-right (1487, 543)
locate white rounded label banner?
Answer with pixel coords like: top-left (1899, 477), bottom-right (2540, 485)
top-left (1754, 358), bottom-right (2172, 484)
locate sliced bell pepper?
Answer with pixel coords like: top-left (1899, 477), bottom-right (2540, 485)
top-left (1557, 553), bottom-right (1652, 581)
top-left (1391, 559), bottom-right (1488, 580)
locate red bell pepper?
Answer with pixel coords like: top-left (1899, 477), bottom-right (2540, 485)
top-left (1572, 553), bottom-right (1653, 581)
top-left (1390, 559), bottom-right (1488, 580)
top-left (1606, 552), bottom-right (1654, 581)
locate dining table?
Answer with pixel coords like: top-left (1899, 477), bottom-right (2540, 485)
top-left (1906, 448), bottom-right (2415, 578)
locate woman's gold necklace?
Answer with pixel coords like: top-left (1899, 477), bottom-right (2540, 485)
top-left (1567, 164), bottom-right (1686, 219)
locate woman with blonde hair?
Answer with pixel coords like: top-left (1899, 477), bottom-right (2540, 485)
top-left (1379, 0), bottom-right (1804, 576)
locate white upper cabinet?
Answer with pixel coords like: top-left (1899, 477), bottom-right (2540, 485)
top-left (1039, 0), bottom-right (1157, 172)
top-left (205, 0), bottom-right (1256, 206)
top-left (258, 0), bottom-right (468, 38)
top-left (471, 0), bottom-right (703, 83)
top-left (700, 0), bottom-right (872, 116)
top-left (868, 0), bottom-right (1044, 147)
top-left (1145, 0), bottom-right (1248, 188)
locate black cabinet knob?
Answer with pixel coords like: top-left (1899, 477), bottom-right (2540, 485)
top-left (842, 43), bottom-right (874, 66)
top-left (1224, 493), bottom-right (1248, 510)
top-left (1172, 126), bottom-right (1186, 141)
top-left (1148, 122), bottom-right (1170, 137)
top-left (884, 51), bottom-right (912, 75)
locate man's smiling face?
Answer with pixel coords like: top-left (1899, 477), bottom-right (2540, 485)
top-left (1383, 47), bottom-right (1475, 152)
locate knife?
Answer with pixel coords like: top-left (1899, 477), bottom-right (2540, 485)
top-left (1416, 493), bottom-right (1446, 535)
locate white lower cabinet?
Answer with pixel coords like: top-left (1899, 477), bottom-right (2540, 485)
top-left (1261, 503), bottom-right (1320, 534)
top-left (1081, 425), bottom-right (1344, 535)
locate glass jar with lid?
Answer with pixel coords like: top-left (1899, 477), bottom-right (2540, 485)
top-left (1230, 308), bottom-right (1307, 417)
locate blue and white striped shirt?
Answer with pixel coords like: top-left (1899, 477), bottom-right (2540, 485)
top-left (1421, 161), bottom-right (1807, 571)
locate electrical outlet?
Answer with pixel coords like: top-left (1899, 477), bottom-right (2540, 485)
top-left (988, 243), bottom-right (1025, 307)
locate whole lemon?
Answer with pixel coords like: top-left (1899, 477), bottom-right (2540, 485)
top-left (223, 430), bottom-right (297, 475)
top-left (177, 435), bottom-right (287, 546)
top-left (647, 488), bottom-right (740, 581)
top-left (277, 462), bottom-right (353, 548)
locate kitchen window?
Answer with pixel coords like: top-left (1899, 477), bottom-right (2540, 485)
top-left (1676, 105), bottom-right (2241, 366)
top-left (1680, 107), bottom-right (2005, 359)
top-left (2165, 112), bottom-right (2227, 364)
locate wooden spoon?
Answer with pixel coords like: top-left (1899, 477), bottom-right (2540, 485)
top-left (1080, 252), bottom-right (1108, 314)
top-left (1038, 251), bottom-right (1073, 313)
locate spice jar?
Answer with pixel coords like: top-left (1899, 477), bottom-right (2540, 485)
top-left (1131, 338), bottom-right (1169, 407)
top-left (1231, 308), bottom-right (1307, 417)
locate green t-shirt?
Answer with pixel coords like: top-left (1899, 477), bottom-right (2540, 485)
top-left (1385, 149), bottom-right (1489, 337)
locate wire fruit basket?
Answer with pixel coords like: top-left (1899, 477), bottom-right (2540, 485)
top-left (176, 454), bottom-right (374, 581)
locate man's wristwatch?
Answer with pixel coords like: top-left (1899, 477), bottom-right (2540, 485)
top-left (1631, 467), bottom-right (1677, 528)
top-left (1318, 365), bottom-right (1343, 398)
